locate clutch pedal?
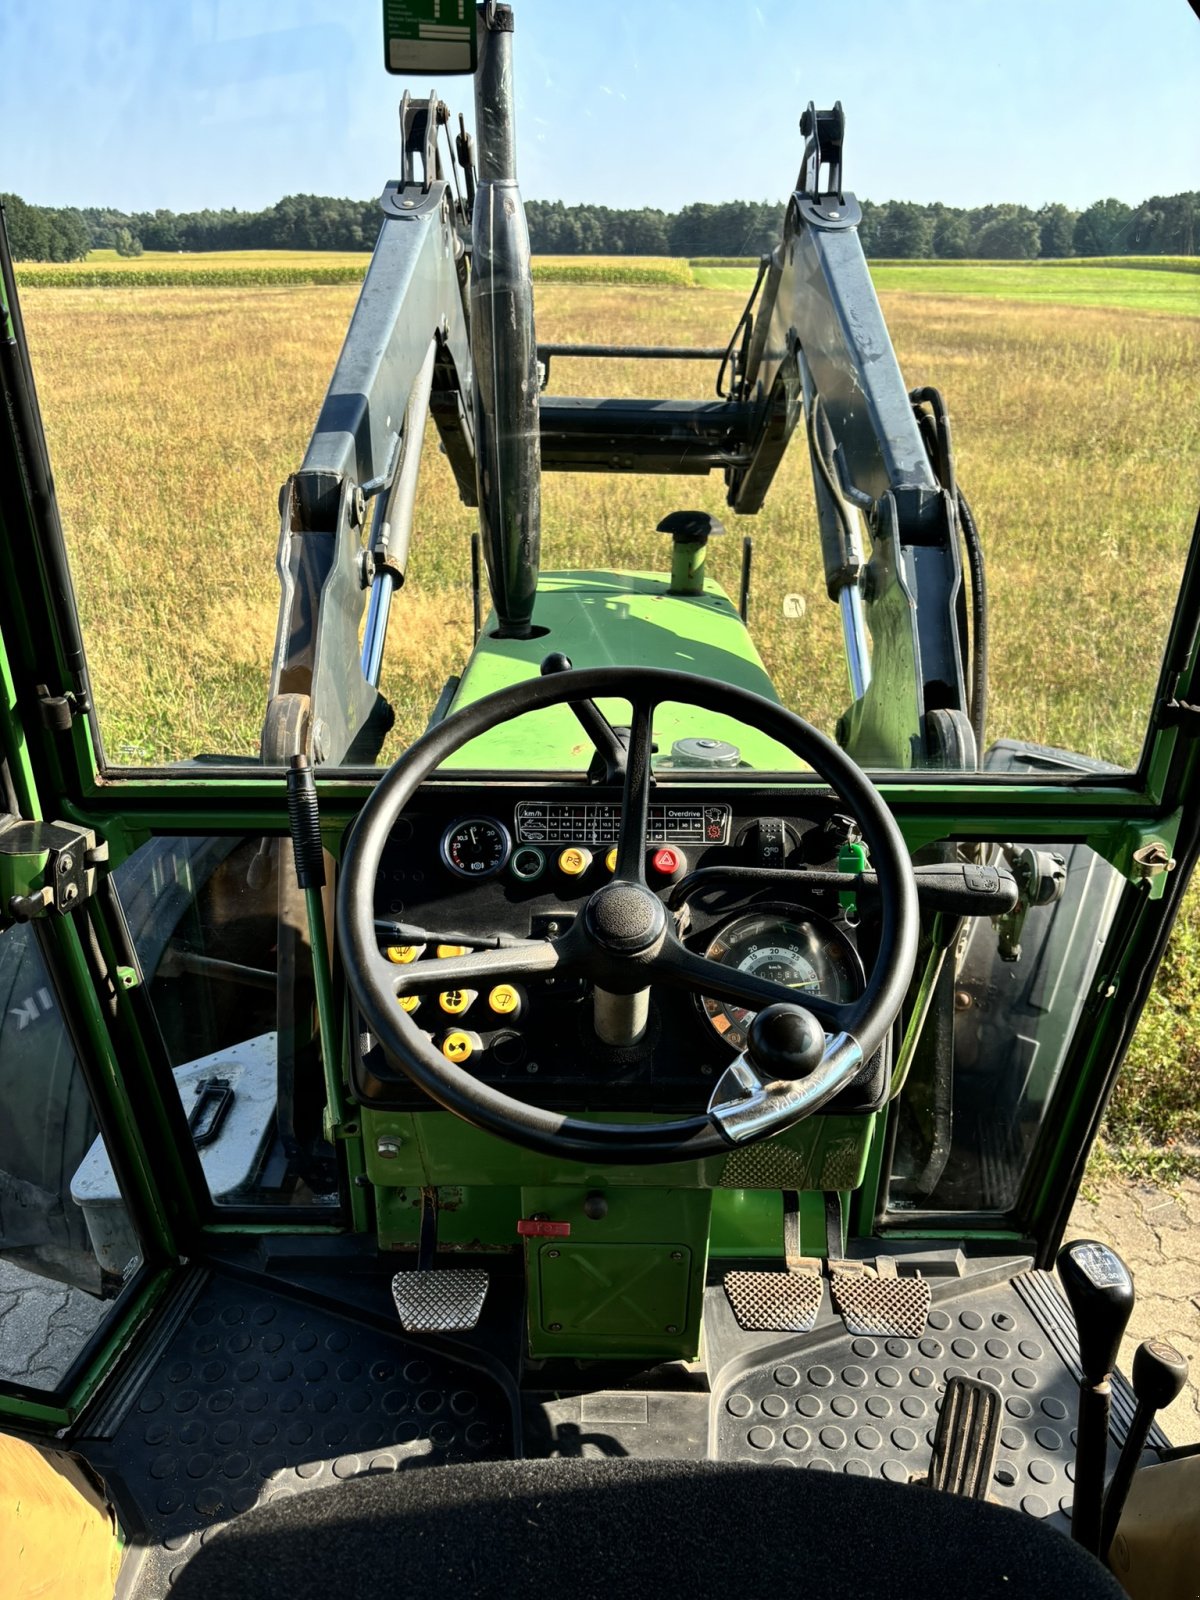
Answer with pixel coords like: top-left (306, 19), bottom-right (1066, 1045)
top-left (830, 1257), bottom-right (931, 1338)
top-left (390, 1186), bottom-right (489, 1333)
top-left (927, 1374), bottom-right (1002, 1497)
top-left (391, 1267), bottom-right (489, 1333)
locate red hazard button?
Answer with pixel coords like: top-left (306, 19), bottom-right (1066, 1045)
top-left (651, 847), bottom-right (684, 877)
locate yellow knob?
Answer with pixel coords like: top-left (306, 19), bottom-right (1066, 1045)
top-left (605, 847), bottom-right (618, 873)
top-left (558, 847), bottom-right (593, 877)
top-left (438, 988), bottom-right (476, 1016)
top-left (436, 943), bottom-right (468, 958)
top-left (488, 984), bottom-right (522, 1017)
top-left (386, 944), bottom-right (422, 964)
top-left (397, 994), bottom-right (421, 1013)
top-left (441, 1030), bottom-right (476, 1064)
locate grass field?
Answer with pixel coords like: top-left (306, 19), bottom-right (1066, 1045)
top-left (14, 260), bottom-right (1200, 1176)
top-left (693, 260), bottom-right (1200, 315)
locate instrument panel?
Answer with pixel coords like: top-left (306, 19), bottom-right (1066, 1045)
top-left (355, 785), bottom-right (886, 1115)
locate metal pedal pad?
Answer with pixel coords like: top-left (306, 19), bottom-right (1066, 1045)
top-left (927, 1374), bottom-right (1003, 1498)
top-left (829, 1258), bottom-right (931, 1338)
top-left (723, 1265), bottom-right (824, 1333)
top-left (391, 1268), bottom-right (489, 1333)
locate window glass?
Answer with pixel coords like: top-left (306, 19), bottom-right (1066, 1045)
top-left (123, 836), bottom-right (340, 1209)
top-left (886, 832), bottom-right (1122, 1216)
top-left (3, 2), bottom-right (1196, 775)
top-left (0, 930), bottom-right (141, 1388)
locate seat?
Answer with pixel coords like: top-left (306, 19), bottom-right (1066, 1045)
top-left (171, 1456), bottom-right (1125, 1600)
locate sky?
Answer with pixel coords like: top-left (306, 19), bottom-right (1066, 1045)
top-left (0, 0), bottom-right (1196, 215)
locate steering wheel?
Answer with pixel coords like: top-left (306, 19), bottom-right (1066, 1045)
top-left (337, 667), bottom-right (918, 1165)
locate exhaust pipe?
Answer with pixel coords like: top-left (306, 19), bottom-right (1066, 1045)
top-left (470, 3), bottom-right (541, 637)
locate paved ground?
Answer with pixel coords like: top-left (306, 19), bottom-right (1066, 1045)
top-left (1068, 1175), bottom-right (1200, 1446)
top-left (2, 1181), bottom-right (1198, 1443)
top-left (0, 1259), bottom-right (109, 1388)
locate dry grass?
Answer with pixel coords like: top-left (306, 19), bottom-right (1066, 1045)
top-left (19, 281), bottom-right (1199, 769)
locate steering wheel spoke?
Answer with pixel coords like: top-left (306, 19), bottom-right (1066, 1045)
top-left (389, 940), bottom-right (563, 996)
top-left (658, 942), bottom-right (852, 1031)
top-left (614, 696), bottom-right (656, 883)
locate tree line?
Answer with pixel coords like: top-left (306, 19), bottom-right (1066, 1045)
top-left (2, 188), bottom-right (1196, 262)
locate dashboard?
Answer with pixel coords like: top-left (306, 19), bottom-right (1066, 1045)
top-left (351, 785), bottom-right (889, 1115)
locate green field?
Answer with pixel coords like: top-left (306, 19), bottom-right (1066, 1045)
top-left (13, 261), bottom-right (1200, 1178)
top-left (16, 250), bottom-right (1200, 315)
top-left (692, 259), bottom-right (1200, 315)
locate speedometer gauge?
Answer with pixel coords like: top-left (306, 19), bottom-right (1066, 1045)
top-left (440, 817), bottom-right (512, 879)
top-left (700, 909), bottom-right (861, 1052)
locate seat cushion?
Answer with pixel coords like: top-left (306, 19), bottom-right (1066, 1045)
top-left (171, 1456), bottom-right (1126, 1600)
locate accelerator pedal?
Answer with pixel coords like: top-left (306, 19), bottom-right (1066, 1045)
top-left (390, 1185), bottom-right (489, 1333)
top-left (927, 1374), bottom-right (1003, 1498)
top-left (391, 1268), bottom-right (489, 1333)
top-left (829, 1257), bottom-right (931, 1339)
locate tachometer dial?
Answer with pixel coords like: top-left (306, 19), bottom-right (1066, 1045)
top-left (440, 817), bottom-right (512, 879)
top-left (700, 909), bottom-right (860, 1052)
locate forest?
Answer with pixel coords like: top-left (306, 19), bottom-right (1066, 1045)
top-left (2, 188), bottom-right (1196, 262)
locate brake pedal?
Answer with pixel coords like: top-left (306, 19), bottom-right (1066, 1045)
top-left (724, 1262), bottom-right (824, 1333)
top-left (829, 1257), bottom-right (931, 1338)
top-left (927, 1374), bottom-right (1002, 1498)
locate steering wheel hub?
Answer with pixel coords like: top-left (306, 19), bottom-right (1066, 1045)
top-left (584, 881), bottom-right (667, 953)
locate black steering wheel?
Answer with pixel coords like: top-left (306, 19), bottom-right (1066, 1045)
top-left (337, 667), bottom-right (919, 1165)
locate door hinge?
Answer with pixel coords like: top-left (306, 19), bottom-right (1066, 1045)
top-left (0, 816), bottom-right (108, 929)
top-left (1158, 698), bottom-right (1200, 736)
top-left (35, 681), bottom-right (89, 731)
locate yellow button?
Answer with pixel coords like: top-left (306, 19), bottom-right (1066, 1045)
top-left (438, 988), bottom-right (476, 1016)
top-left (488, 984), bottom-right (521, 1017)
top-left (558, 847), bottom-right (592, 877)
top-left (397, 994), bottom-right (421, 1013)
top-left (386, 943), bottom-right (422, 964)
top-left (441, 1030), bottom-right (475, 1064)
top-left (605, 847), bottom-right (618, 873)
top-left (436, 943), bottom-right (468, 959)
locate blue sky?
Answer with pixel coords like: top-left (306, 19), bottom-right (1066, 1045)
top-left (1, 0), bottom-right (1196, 213)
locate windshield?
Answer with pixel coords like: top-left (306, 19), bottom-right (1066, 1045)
top-left (1, 1), bottom-right (1196, 777)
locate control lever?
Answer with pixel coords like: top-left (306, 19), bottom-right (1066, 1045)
top-left (1099, 1338), bottom-right (1189, 1560)
top-left (669, 860), bottom-right (1018, 918)
top-left (540, 654), bottom-right (627, 782)
top-left (1056, 1238), bottom-right (1135, 1555)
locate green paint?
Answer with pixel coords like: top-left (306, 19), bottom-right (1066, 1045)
top-left (838, 838), bottom-right (868, 918)
top-left (668, 539), bottom-right (707, 595)
top-left (444, 570), bottom-right (800, 772)
top-left (1089, 809), bottom-right (1182, 900)
top-left (521, 1184), bottom-right (710, 1361)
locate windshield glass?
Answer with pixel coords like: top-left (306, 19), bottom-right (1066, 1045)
top-left (2, 1), bottom-right (1197, 776)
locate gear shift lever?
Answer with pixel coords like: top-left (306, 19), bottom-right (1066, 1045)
top-left (1056, 1239), bottom-right (1135, 1555)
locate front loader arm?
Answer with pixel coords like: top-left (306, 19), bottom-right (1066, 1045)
top-left (727, 105), bottom-right (973, 772)
top-left (263, 103), bottom-right (475, 769)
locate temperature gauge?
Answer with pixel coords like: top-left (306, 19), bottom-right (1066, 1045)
top-left (440, 817), bottom-right (512, 879)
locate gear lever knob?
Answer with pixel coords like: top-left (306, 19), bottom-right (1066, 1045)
top-left (1056, 1238), bottom-right (1134, 1385)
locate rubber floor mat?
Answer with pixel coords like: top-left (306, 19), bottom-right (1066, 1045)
top-left (75, 1268), bottom-right (511, 1598)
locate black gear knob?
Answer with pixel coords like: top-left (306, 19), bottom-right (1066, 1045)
top-left (1131, 1338), bottom-right (1189, 1411)
top-left (1056, 1239), bottom-right (1135, 1385)
top-left (746, 1003), bottom-right (825, 1079)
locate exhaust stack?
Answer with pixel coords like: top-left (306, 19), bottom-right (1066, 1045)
top-left (470, 3), bottom-right (541, 637)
